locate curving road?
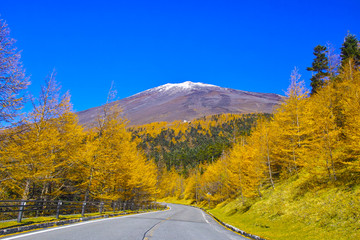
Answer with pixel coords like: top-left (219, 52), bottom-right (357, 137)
top-left (1, 203), bottom-right (249, 240)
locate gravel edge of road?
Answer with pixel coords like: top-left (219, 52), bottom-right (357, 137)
top-left (203, 209), bottom-right (267, 240)
top-left (181, 204), bottom-right (267, 240)
top-left (0, 209), bottom-right (167, 237)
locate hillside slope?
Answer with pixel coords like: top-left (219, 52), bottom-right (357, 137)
top-left (208, 177), bottom-right (360, 240)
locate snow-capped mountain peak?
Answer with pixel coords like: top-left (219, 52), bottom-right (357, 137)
top-left (77, 81), bottom-right (283, 126)
top-left (153, 81), bottom-right (219, 93)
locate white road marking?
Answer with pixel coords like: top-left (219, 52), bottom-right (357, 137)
top-left (201, 210), bottom-right (210, 224)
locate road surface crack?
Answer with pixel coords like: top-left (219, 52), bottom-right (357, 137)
top-left (142, 217), bottom-right (170, 240)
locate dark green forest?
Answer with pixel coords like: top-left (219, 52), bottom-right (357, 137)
top-left (130, 113), bottom-right (271, 171)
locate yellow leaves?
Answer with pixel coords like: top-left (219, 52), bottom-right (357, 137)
top-left (200, 158), bottom-right (229, 203)
top-left (132, 121), bottom-right (169, 138)
top-left (335, 63), bottom-right (360, 173)
top-left (157, 167), bottom-right (184, 198)
top-left (271, 70), bottom-right (311, 174)
top-left (227, 143), bottom-right (263, 199)
top-left (300, 84), bottom-right (340, 180)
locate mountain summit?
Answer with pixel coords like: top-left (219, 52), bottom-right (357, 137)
top-left (150, 81), bottom-right (218, 92)
top-left (77, 81), bottom-right (283, 126)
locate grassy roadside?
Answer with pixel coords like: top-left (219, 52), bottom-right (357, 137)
top-left (158, 197), bottom-right (193, 206)
top-left (208, 202), bottom-right (317, 240)
top-left (162, 177), bottom-right (360, 240)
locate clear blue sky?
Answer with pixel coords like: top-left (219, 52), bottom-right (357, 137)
top-left (1, 0), bottom-right (359, 112)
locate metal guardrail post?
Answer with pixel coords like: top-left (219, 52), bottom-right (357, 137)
top-left (17, 201), bottom-right (26, 223)
top-left (35, 200), bottom-right (40, 217)
top-left (81, 202), bottom-right (86, 217)
top-left (56, 200), bottom-right (62, 219)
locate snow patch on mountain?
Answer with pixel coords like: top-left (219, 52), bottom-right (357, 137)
top-left (151, 81), bottom-right (219, 93)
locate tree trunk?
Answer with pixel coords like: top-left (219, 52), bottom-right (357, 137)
top-left (22, 179), bottom-right (31, 200)
top-left (266, 137), bottom-right (275, 189)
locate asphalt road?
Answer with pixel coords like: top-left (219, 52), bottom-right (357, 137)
top-left (1, 204), bottom-right (249, 240)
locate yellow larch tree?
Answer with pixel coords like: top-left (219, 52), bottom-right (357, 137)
top-left (337, 61), bottom-right (360, 174)
top-left (272, 68), bottom-right (311, 176)
top-left (74, 132), bottom-right (99, 202)
top-left (249, 117), bottom-right (278, 189)
top-left (305, 80), bottom-right (342, 181)
top-left (184, 167), bottom-right (202, 203)
top-left (201, 158), bottom-right (229, 204)
top-left (226, 142), bottom-right (262, 202)
top-left (157, 166), bottom-right (184, 199)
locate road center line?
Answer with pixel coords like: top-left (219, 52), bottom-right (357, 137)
top-left (142, 207), bottom-right (173, 240)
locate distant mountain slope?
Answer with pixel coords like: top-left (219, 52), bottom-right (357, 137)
top-left (77, 81), bottom-right (283, 126)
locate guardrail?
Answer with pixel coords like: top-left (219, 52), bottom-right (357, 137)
top-left (0, 200), bottom-right (165, 223)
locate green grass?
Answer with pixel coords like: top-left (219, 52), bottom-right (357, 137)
top-left (207, 177), bottom-right (360, 240)
top-left (158, 197), bottom-right (194, 206)
top-left (209, 204), bottom-right (318, 240)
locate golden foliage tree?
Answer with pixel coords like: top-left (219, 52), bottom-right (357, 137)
top-left (157, 167), bottom-right (184, 199)
top-left (337, 60), bottom-right (360, 173)
top-left (200, 159), bottom-right (229, 204)
top-left (305, 80), bottom-right (341, 181)
top-left (249, 118), bottom-right (278, 189)
top-left (272, 68), bottom-right (310, 175)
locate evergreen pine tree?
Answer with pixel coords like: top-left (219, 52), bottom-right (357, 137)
top-left (340, 33), bottom-right (360, 68)
top-left (307, 45), bottom-right (329, 95)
